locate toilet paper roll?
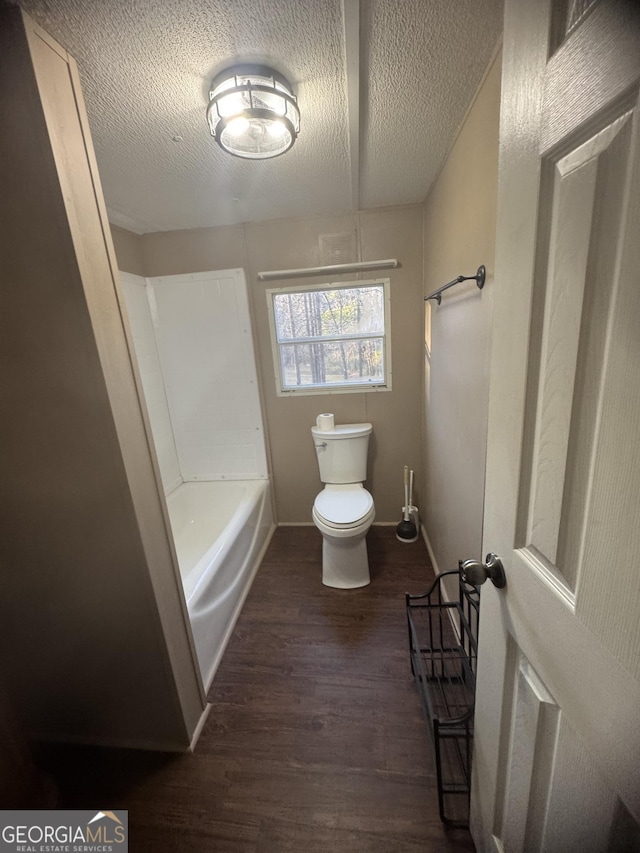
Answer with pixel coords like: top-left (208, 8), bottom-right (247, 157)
top-left (316, 413), bottom-right (335, 431)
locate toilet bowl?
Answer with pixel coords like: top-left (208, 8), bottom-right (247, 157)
top-left (311, 420), bottom-right (375, 588)
top-left (313, 484), bottom-right (375, 588)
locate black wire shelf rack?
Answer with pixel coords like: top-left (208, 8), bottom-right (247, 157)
top-left (406, 568), bottom-right (480, 828)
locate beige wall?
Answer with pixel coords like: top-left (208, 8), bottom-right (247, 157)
top-left (1, 7), bottom-right (204, 751)
top-left (422, 50), bottom-right (502, 576)
top-left (110, 224), bottom-right (145, 275)
top-left (120, 205), bottom-right (424, 522)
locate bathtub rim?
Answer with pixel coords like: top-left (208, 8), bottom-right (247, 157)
top-left (167, 479), bottom-right (269, 604)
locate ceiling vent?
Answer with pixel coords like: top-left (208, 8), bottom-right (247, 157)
top-left (319, 232), bottom-right (357, 268)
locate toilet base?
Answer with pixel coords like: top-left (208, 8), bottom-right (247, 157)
top-left (322, 535), bottom-right (370, 589)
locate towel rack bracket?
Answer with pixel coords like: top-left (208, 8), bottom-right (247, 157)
top-left (425, 265), bottom-right (486, 305)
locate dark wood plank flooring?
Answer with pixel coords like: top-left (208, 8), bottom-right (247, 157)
top-left (39, 526), bottom-right (475, 852)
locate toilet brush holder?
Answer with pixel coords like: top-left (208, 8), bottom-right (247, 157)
top-left (397, 465), bottom-right (419, 543)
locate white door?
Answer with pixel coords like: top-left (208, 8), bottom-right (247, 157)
top-left (471, 1), bottom-right (640, 851)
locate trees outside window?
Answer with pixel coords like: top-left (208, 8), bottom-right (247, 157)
top-left (267, 280), bottom-right (391, 395)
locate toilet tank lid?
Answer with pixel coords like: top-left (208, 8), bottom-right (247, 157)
top-left (311, 423), bottom-right (372, 440)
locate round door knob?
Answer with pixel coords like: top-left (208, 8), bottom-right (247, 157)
top-left (459, 553), bottom-right (506, 588)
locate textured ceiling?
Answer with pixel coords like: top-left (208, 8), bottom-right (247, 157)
top-left (18, 0), bottom-right (503, 234)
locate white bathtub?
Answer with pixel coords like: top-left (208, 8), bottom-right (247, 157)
top-left (166, 480), bottom-right (274, 691)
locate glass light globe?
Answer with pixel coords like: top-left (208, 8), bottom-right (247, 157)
top-left (207, 65), bottom-right (300, 160)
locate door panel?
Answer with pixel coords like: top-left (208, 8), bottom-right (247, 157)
top-left (542, 2), bottom-right (640, 151)
top-left (528, 135), bottom-right (601, 582)
top-left (471, 1), bottom-right (640, 849)
top-left (554, 114), bottom-right (632, 590)
top-left (526, 110), bottom-right (634, 593)
top-left (543, 717), bottom-right (630, 853)
top-left (564, 0), bottom-right (599, 36)
top-left (576, 120), bottom-right (640, 680)
top-left (498, 655), bottom-right (559, 853)
top-left (496, 653), bottom-right (639, 853)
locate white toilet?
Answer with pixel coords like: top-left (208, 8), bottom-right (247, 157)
top-left (311, 419), bottom-right (375, 588)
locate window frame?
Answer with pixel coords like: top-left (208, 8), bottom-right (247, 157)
top-left (266, 277), bottom-right (392, 396)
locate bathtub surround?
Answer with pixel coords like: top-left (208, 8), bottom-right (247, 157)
top-left (121, 269), bottom-right (268, 490)
top-left (149, 270), bottom-right (268, 482)
top-left (121, 269), bottom-right (274, 686)
top-left (121, 273), bottom-right (182, 493)
top-left (111, 205), bottom-right (424, 524)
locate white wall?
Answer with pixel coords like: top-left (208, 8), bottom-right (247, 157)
top-left (122, 269), bottom-right (268, 486)
top-left (121, 272), bottom-right (182, 494)
top-left (148, 269), bottom-right (268, 482)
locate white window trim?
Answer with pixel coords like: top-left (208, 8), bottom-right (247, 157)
top-left (266, 277), bottom-right (392, 396)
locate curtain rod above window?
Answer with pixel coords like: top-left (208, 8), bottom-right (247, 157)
top-left (257, 259), bottom-right (399, 282)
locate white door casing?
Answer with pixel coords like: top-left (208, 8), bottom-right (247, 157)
top-left (471, 1), bottom-right (640, 851)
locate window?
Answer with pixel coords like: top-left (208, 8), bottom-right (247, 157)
top-left (266, 279), bottom-right (392, 395)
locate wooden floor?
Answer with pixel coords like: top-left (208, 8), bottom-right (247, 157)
top-left (40, 526), bottom-right (475, 852)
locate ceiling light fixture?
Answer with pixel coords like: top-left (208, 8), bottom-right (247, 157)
top-left (206, 64), bottom-right (300, 160)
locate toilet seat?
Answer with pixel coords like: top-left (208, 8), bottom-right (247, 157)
top-left (313, 484), bottom-right (374, 528)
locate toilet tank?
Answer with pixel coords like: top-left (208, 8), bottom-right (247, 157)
top-left (311, 423), bottom-right (372, 484)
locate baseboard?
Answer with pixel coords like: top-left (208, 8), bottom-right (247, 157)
top-left (421, 523), bottom-right (441, 574)
top-left (421, 524), bottom-right (464, 643)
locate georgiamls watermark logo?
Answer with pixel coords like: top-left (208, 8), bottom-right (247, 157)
top-left (0, 810), bottom-right (128, 852)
